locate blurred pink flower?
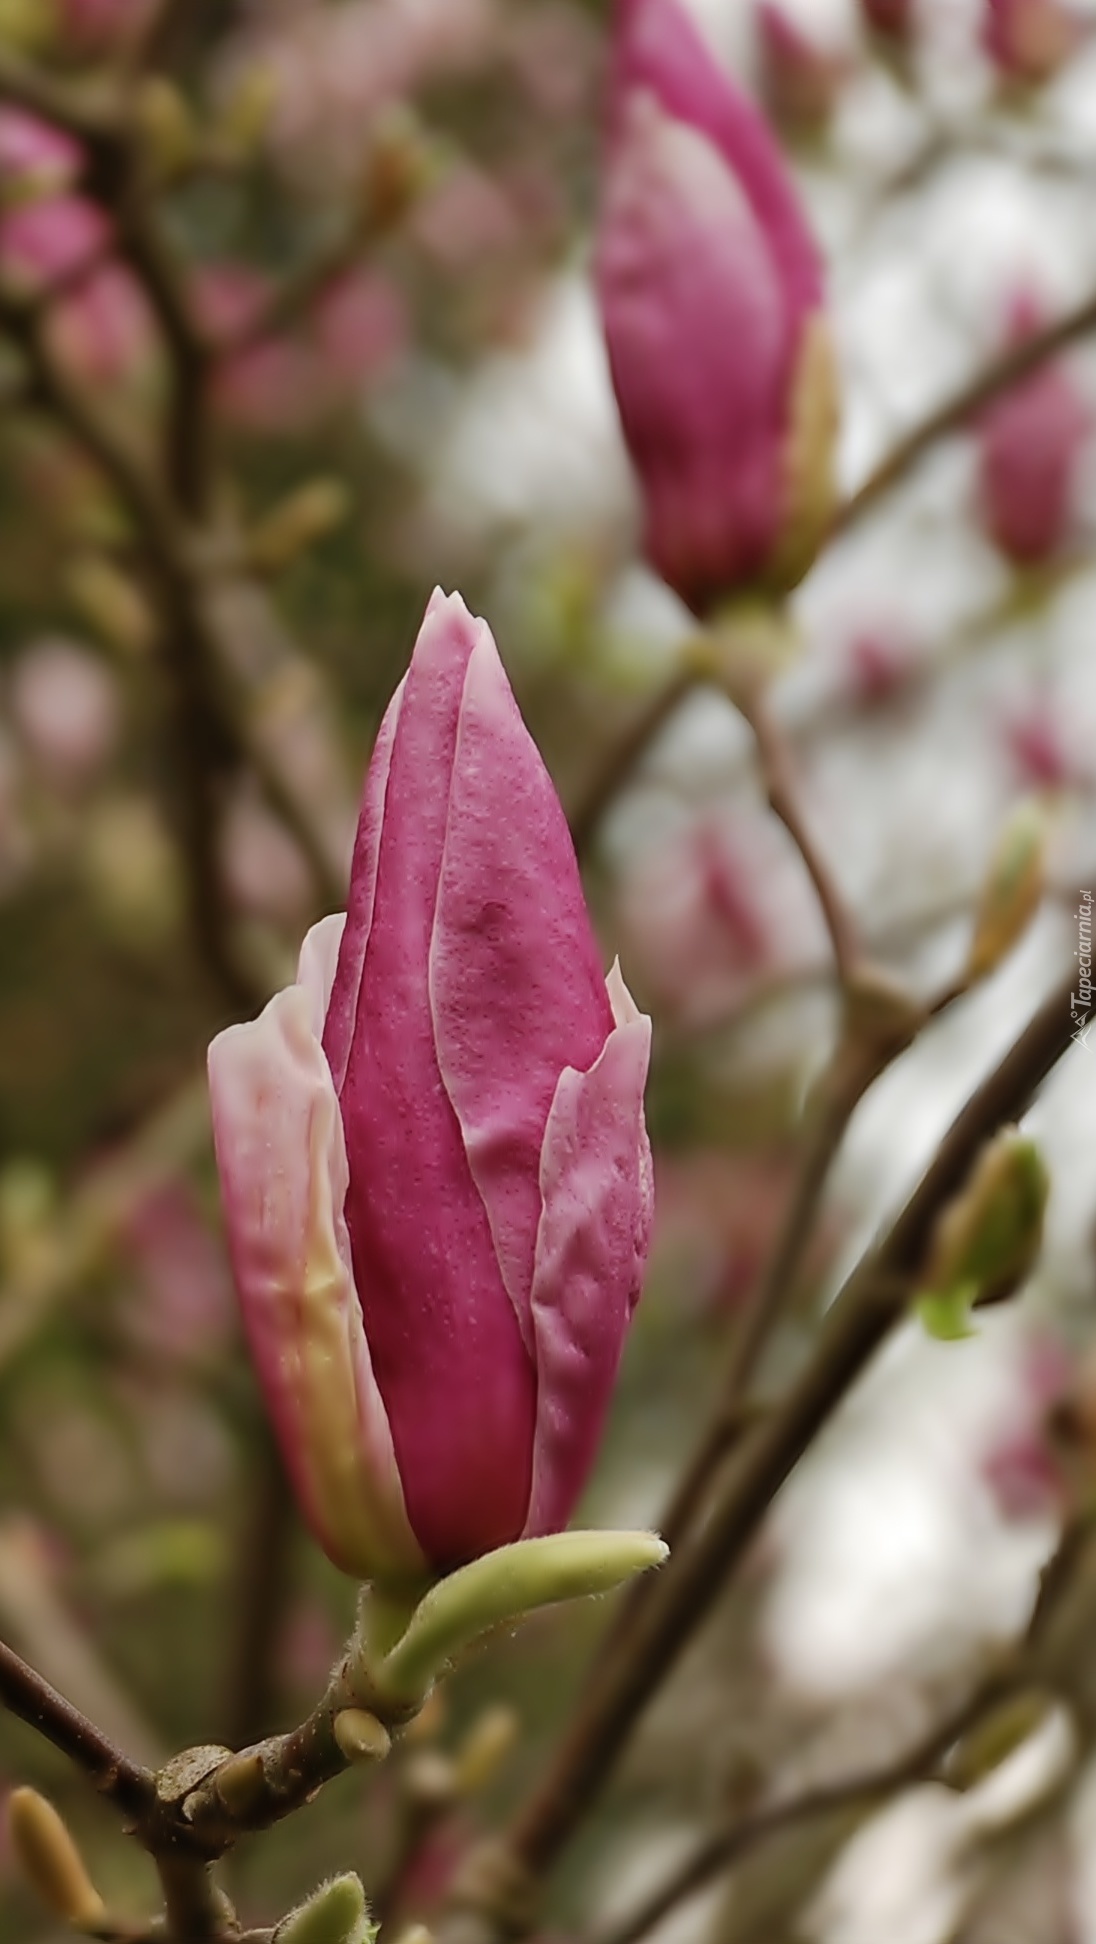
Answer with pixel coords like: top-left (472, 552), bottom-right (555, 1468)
top-left (121, 1182), bottom-right (235, 1366)
top-left (220, 785), bottom-right (313, 924)
top-left (757, 3), bottom-right (849, 133)
top-left (0, 108), bottom-right (80, 187)
top-left (1001, 695), bottom-right (1078, 789)
top-left (844, 626), bottom-right (919, 707)
top-left (983, 0), bottom-right (1083, 83)
top-left (617, 812), bottom-right (814, 1025)
top-left (0, 194), bottom-right (108, 291)
top-left (501, 4), bottom-right (598, 119)
top-left (978, 288), bottom-right (1089, 564)
top-left (412, 162), bottom-right (520, 270)
top-left (980, 1334), bottom-right (1068, 1521)
top-left (596, 0), bottom-right (838, 614)
top-left (9, 638), bottom-right (118, 789)
top-left (229, 0), bottom-right (495, 192)
top-left (198, 262), bottom-right (405, 433)
top-left (653, 1150), bottom-right (804, 1316)
top-left (56, 0), bottom-right (156, 50)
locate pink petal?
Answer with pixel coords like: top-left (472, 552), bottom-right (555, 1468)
top-left (333, 590), bottom-right (538, 1566)
top-left (611, 0), bottom-right (823, 323)
top-left (430, 626), bottom-right (614, 1349)
top-left (322, 675), bottom-right (404, 1093)
top-left (523, 998), bottom-right (654, 1538)
top-left (208, 973), bottom-right (423, 1582)
top-left (598, 95), bottom-right (788, 605)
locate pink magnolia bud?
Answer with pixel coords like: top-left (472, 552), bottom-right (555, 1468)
top-left (978, 291), bottom-right (1090, 565)
top-left (0, 109), bottom-right (80, 189)
top-left (595, 0), bottom-right (838, 616)
top-left (983, 0), bottom-right (1083, 83)
top-left (757, 4), bottom-right (848, 133)
top-left (55, 0), bottom-right (155, 52)
top-left (208, 591), bottom-right (653, 1579)
top-left (9, 638), bottom-right (118, 789)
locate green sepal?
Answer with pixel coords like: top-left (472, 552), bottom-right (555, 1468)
top-left (915, 1283), bottom-right (978, 1342)
top-left (364, 1530), bottom-right (668, 1708)
top-left (274, 1874), bottom-right (375, 1944)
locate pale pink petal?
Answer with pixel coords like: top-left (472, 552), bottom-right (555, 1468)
top-left (297, 912), bottom-right (346, 1038)
top-left (523, 1010), bottom-right (654, 1538)
top-left (431, 627), bottom-right (613, 1349)
top-left (208, 985), bottom-right (424, 1581)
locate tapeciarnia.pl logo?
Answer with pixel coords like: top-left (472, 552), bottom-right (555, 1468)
top-left (1073, 888), bottom-right (1093, 1049)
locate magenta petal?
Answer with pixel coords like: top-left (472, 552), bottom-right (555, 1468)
top-left (523, 1003), bottom-right (654, 1539)
top-left (323, 675), bottom-right (405, 1092)
top-left (208, 982), bottom-right (424, 1582)
top-left (612, 0), bottom-right (823, 322)
top-left (598, 96), bottom-right (788, 603)
top-left (336, 590), bottom-right (538, 1566)
top-left (431, 627), bottom-right (614, 1346)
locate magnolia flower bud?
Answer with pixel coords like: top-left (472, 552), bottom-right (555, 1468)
top-left (209, 591), bottom-right (654, 1580)
top-left (920, 1127), bottom-right (1049, 1319)
top-left (978, 292), bottom-right (1089, 565)
top-left (757, 4), bottom-right (847, 134)
top-left (983, 0), bottom-right (1082, 83)
top-left (8, 1787), bottom-right (106, 1931)
top-left (966, 798), bottom-right (1048, 982)
top-left (595, 0), bottom-right (838, 616)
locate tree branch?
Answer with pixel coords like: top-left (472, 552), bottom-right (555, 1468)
top-left (0, 1637), bottom-right (153, 1819)
top-left (485, 968), bottom-right (1078, 1897)
top-left (838, 284), bottom-right (1096, 533)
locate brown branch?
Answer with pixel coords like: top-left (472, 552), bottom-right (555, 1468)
top-left (838, 284), bottom-right (1096, 533)
top-left (590, 1671), bottom-right (1012, 1944)
top-left (0, 1637), bottom-right (153, 1819)
top-left (569, 669), bottom-right (696, 860)
top-left (488, 967), bottom-right (1078, 1895)
top-left (736, 682), bottom-right (860, 983)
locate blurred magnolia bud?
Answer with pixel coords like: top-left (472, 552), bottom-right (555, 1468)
top-left (844, 626), bottom-right (918, 706)
top-left (66, 554), bottom-right (155, 658)
top-left (274, 1874), bottom-right (376, 1944)
top-left (978, 292), bottom-right (1089, 565)
top-left (333, 1709), bottom-right (392, 1764)
top-left (217, 63), bottom-right (279, 158)
top-left (451, 1705), bottom-right (519, 1796)
top-left (920, 1127), bottom-right (1049, 1316)
top-left (862, 0), bottom-right (914, 36)
top-left (220, 784), bottom-right (313, 924)
top-left (81, 795), bottom-right (184, 949)
top-left (0, 1158), bottom-right (56, 1283)
top-left (362, 107), bottom-right (437, 229)
top-left (8, 1787), bottom-right (106, 1930)
top-left (9, 637), bottom-right (118, 790)
top-left (134, 78), bottom-right (196, 182)
top-left (0, 108), bottom-right (78, 192)
top-left (1003, 698), bottom-right (1074, 790)
top-left (983, 0), bottom-right (1083, 82)
top-left (54, 0), bottom-right (154, 52)
top-left (757, 4), bottom-right (849, 134)
top-left (596, 0), bottom-right (839, 615)
top-left (966, 799), bottom-right (1048, 982)
top-left (50, 262), bottom-right (154, 387)
top-left (248, 478), bottom-right (351, 574)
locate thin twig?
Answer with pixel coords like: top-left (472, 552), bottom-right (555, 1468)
top-left (838, 284), bottom-right (1096, 534)
top-left (735, 682), bottom-right (860, 983)
top-left (0, 1637), bottom-right (153, 1817)
top-left (569, 669), bottom-right (697, 860)
top-left (590, 1670), bottom-right (1012, 1944)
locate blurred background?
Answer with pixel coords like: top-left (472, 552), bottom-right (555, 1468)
top-left (0, 0), bottom-right (1094, 1940)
